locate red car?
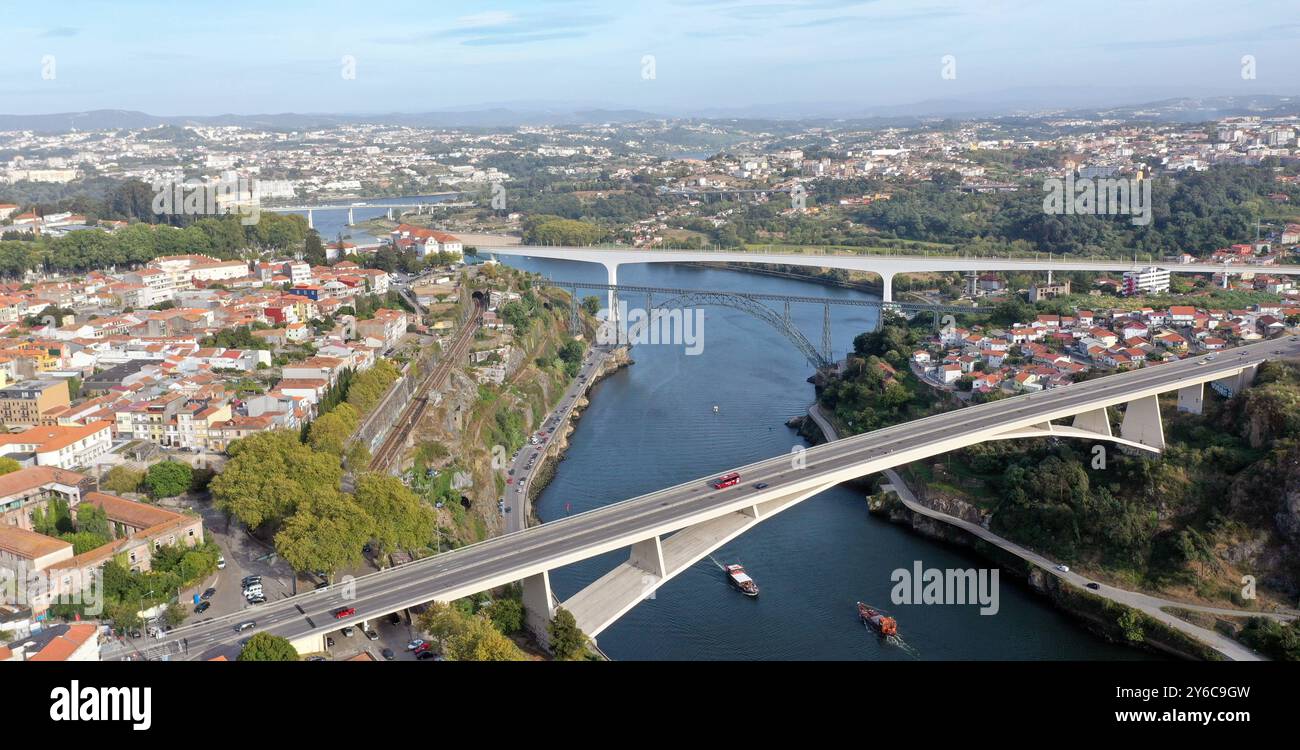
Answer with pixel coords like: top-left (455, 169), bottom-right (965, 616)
top-left (413, 642), bottom-right (431, 655)
top-left (334, 607), bottom-right (356, 619)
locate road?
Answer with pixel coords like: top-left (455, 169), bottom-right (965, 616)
top-left (505, 346), bottom-right (611, 532)
top-left (143, 337), bottom-right (1300, 659)
top-left (807, 404), bottom-right (1292, 661)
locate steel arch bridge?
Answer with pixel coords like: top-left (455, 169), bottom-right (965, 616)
top-left (651, 290), bottom-right (828, 367)
top-left (544, 279), bottom-right (985, 369)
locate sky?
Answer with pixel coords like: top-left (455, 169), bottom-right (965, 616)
top-left (1, 0), bottom-right (1297, 116)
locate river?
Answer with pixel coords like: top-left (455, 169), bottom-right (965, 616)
top-left (496, 255), bottom-right (1156, 661)
top-left (273, 193), bottom-right (458, 246)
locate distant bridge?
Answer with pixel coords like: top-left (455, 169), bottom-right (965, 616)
top-left (265, 196), bottom-right (467, 229)
top-left (486, 245), bottom-right (1294, 305)
top-left (540, 280), bottom-right (985, 368)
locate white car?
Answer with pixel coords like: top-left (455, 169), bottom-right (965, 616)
top-left (217, 556), bottom-right (226, 569)
top-left (1055, 564), bottom-right (1069, 573)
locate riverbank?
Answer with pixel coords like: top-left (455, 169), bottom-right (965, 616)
top-left (796, 404), bottom-right (1273, 661)
top-left (525, 346), bottom-right (633, 523)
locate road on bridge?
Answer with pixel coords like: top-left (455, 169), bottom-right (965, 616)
top-left (145, 337), bottom-right (1300, 659)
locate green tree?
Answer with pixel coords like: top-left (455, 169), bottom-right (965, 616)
top-left (304, 229), bottom-right (326, 266)
top-left (446, 616), bottom-right (526, 661)
top-left (353, 473), bottom-right (436, 558)
top-left (211, 430), bottom-right (344, 529)
top-left (417, 601), bottom-right (466, 649)
top-left (76, 504), bottom-right (111, 538)
top-left (145, 460), bottom-right (193, 498)
top-left (486, 598), bottom-right (524, 634)
top-left (0, 456), bottom-right (20, 476)
top-left (274, 491), bottom-right (374, 579)
top-left (308, 402), bottom-right (360, 456)
top-left (102, 466), bottom-right (144, 495)
top-left (164, 602), bottom-right (189, 627)
top-left (237, 632), bottom-right (299, 661)
top-left (547, 607), bottom-right (586, 660)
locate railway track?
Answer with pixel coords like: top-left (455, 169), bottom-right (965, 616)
top-left (368, 308), bottom-right (483, 471)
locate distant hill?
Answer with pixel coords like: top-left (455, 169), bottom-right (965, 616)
top-left (1, 94), bottom-right (1297, 133)
top-left (0, 108), bottom-right (663, 134)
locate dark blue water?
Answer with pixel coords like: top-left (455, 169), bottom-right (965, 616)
top-left (499, 256), bottom-right (1155, 661)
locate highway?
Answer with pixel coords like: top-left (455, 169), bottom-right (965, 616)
top-left (147, 336), bottom-right (1300, 659)
top-left (505, 346), bottom-right (611, 532)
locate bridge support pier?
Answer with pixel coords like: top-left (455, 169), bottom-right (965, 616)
top-left (1071, 407), bottom-right (1113, 437)
top-left (603, 263), bottom-right (619, 328)
top-left (629, 536), bottom-right (667, 578)
top-left (306, 209), bottom-right (313, 230)
top-left (1120, 395), bottom-right (1165, 451)
top-left (522, 571), bottom-right (556, 649)
top-left (1177, 383), bottom-right (1204, 415)
top-left (880, 272), bottom-right (894, 303)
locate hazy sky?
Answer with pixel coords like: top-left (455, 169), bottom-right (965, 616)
top-left (1, 0), bottom-right (1296, 115)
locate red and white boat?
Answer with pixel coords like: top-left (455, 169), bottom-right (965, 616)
top-left (725, 564), bottom-right (759, 597)
top-left (857, 602), bottom-right (898, 637)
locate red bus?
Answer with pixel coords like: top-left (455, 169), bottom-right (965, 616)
top-left (712, 472), bottom-right (741, 489)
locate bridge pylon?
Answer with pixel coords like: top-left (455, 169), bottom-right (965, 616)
top-left (821, 304), bottom-right (832, 365)
top-left (522, 571), bottom-right (557, 649)
top-left (569, 285), bottom-right (580, 334)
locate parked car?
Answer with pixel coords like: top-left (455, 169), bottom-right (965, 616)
top-left (381, 648), bottom-right (395, 661)
top-left (194, 601), bottom-right (211, 614)
top-left (342, 626), bottom-right (356, 637)
top-left (416, 651), bottom-right (438, 660)
top-left (413, 642), bottom-right (431, 655)
top-left (217, 556), bottom-right (226, 569)
top-left (201, 588), bottom-right (216, 600)
top-left (406, 639), bottom-right (426, 651)
top-left (364, 629), bottom-right (380, 641)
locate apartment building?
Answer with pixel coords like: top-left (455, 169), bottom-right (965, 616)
top-left (0, 421), bottom-right (113, 469)
top-left (1122, 266), bottom-right (1171, 296)
top-left (0, 379), bottom-right (71, 425)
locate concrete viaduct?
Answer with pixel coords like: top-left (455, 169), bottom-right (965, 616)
top-left (146, 337), bottom-right (1294, 658)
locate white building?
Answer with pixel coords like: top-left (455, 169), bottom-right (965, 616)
top-left (1122, 266), bottom-right (1171, 296)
